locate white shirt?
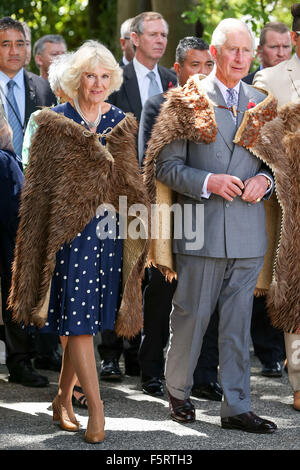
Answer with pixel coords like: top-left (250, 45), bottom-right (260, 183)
top-left (133, 57), bottom-right (163, 107)
top-left (0, 68), bottom-right (26, 125)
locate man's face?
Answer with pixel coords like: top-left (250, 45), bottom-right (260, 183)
top-left (0, 28), bottom-right (26, 78)
top-left (120, 35), bottom-right (134, 62)
top-left (131, 19), bottom-right (167, 64)
top-left (35, 41), bottom-right (67, 74)
top-left (211, 29), bottom-right (253, 88)
top-left (174, 49), bottom-right (214, 86)
top-left (258, 30), bottom-right (292, 68)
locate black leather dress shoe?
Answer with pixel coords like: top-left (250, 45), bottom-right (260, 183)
top-left (100, 359), bottom-right (122, 380)
top-left (167, 389), bottom-right (195, 423)
top-left (8, 360), bottom-right (49, 387)
top-left (261, 361), bottom-right (282, 377)
top-left (221, 411), bottom-right (277, 434)
top-left (142, 376), bottom-right (164, 397)
top-left (34, 351), bottom-right (62, 372)
top-left (191, 382), bottom-right (223, 401)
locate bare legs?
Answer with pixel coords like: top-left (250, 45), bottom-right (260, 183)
top-left (58, 335), bottom-right (104, 439)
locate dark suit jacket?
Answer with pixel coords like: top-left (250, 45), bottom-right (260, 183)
top-left (107, 61), bottom-right (177, 121)
top-left (242, 67), bottom-right (259, 85)
top-left (24, 70), bottom-right (57, 127)
top-left (0, 149), bottom-right (24, 322)
top-left (138, 92), bottom-right (166, 163)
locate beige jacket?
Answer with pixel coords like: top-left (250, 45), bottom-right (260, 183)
top-left (253, 54), bottom-right (300, 106)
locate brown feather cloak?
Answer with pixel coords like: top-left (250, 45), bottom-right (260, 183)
top-left (8, 108), bottom-right (150, 339)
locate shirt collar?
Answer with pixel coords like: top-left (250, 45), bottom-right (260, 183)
top-left (0, 68), bottom-right (24, 89)
top-left (214, 74), bottom-right (241, 96)
top-left (133, 56), bottom-right (159, 78)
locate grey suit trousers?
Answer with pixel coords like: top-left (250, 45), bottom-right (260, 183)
top-left (165, 254), bottom-right (264, 417)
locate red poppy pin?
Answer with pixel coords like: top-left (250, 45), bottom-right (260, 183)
top-left (168, 81), bottom-right (174, 89)
top-left (247, 101), bottom-right (256, 109)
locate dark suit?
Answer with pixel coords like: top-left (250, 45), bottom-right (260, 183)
top-left (23, 70), bottom-right (56, 126)
top-left (3, 69), bottom-right (57, 372)
top-left (138, 92), bottom-right (220, 384)
top-left (243, 67), bottom-right (286, 368)
top-left (242, 67), bottom-right (259, 85)
top-left (107, 61), bottom-right (177, 121)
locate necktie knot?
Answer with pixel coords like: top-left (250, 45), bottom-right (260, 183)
top-left (7, 79), bottom-right (16, 90)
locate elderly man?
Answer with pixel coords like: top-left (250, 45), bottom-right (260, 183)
top-left (145, 18), bottom-right (278, 433)
top-left (138, 37), bottom-right (220, 401)
top-left (107, 11), bottom-right (176, 121)
top-left (253, 3), bottom-right (300, 412)
top-left (119, 18), bottom-right (134, 67)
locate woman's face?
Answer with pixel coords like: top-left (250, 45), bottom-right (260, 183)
top-left (78, 64), bottom-right (112, 107)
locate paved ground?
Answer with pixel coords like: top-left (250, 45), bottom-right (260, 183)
top-left (0, 339), bottom-right (299, 454)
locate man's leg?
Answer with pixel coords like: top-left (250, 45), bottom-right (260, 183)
top-left (217, 257), bottom-right (264, 418)
top-left (165, 254), bottom-right (226, 401)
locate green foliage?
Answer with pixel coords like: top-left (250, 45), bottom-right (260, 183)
top-left (182, 0), bottom-right (293, 44)
top-left (0, 0), bottom-right (118, 73)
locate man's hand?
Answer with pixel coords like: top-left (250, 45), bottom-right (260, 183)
top-left (207, 174), bottom-right (244, 202)
top-left (242, 175), bottom-right (269, 203)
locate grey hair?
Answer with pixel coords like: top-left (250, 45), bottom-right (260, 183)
top-left (59, 40), bottom-right (123, 100)
top-left (33, 34), bottom-right (67, 56)
top-left (120, 18), bottom-right (134, 39)
top-left (130, 11), bottom-right (169, 36)
top-left (211, 18), bottom-right (255, 53)
top-left (176, 36), bottom-right (210, 66)
top-left (48, 52), bottom-right (74, 94)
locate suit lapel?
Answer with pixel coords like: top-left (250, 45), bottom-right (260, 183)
top-left (205, 78), bottom-right (235, 152)
top-left (123, 62), bottom-right (142, 119)
top-left (287, 54), bottom-right (300, 99)
top-left (158, 66), bottom-right (173, 92)
top-left (24, 71), bottom-right (36, 126)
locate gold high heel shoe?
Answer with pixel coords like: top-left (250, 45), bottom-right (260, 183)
top-left (84, 401), bottom-right (105, 444)
top-left (52, 395), bottom-right (80, 432)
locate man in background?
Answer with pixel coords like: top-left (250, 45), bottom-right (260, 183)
top-left (243, 21), bottom-right (292, 84)
top-left (119, 18), bottom-right (134, 66)
top-left (33, 34), bottom-right (67, 80)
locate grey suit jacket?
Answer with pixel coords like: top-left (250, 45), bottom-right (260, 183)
top-left (155, 76), bottom-right (274, 259)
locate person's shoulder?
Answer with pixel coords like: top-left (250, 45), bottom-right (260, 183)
top-left (144, 92), bottom-right (165, 109)
top-left (24, 70), bottom-right (50, 88)
top-left (158, 64), bottom-right (177, 80)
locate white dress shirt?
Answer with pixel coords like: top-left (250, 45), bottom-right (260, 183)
top-left (0, 68), bottom-right (26, 125)
top-left (133, 57), bottom-right (163, 107)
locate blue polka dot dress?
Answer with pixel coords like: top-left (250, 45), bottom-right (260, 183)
top-left (40, 102), bottom-right (126, 336)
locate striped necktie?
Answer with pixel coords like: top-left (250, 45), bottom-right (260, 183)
top-left (6, 79), bottom-right (23, 156)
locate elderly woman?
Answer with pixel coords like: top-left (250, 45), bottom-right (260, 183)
top-left (9, 40), bottom-right (149, 444)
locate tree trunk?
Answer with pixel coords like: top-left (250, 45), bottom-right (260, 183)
top-left (151, 0), bottom-right (197, 68)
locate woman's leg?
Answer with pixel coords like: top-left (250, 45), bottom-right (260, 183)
top-left (67, 335), bottom-right (104, 435)
top-left (57, 336), bottom-right (78, 422)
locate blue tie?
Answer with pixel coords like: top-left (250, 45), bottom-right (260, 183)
top-left (6, 80), bottom-right (23, 156)
top-left (147, 71), bottom-right (161, 98)
top-left (226, 88), bottom-right (238, 122)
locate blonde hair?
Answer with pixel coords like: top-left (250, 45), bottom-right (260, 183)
top-left (60, 40), bottom-right (123, 99)
top-left (48, 52), bottom-right (74, 94)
